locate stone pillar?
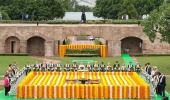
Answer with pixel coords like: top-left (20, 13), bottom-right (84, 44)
top-left (20, 40), bottom-right (27, 54)
top-left (107, 40), bottom-right (121, 57)
top-left (107, 40), bottom-right (114, 57)
top-left (54, 40), bottom-right (60, 56)
top-left (45, 41), bottom-right (54, 56)
top-left (142, 40), bottom-right (150, 54)
top-left (113, 41), bottom-right (121, 56)
top-left (0, 40), bottom-right (5, 53)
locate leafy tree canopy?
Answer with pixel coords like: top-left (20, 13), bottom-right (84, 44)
top-left (0, 0), bottom-right (65, 20)
top-left (94, 0), bottom-right (164, 19)
top-left (142, 2), bottom-right (170, 43)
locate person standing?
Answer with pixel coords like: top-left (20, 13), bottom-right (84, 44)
top-left (147, 63), bottom-right (152, 75)
top-left (86, 62), bottom-right (92, 72)
top-left (64, 62), bottom-right (70, 72)
top-left (100, 62), bottom-right (106, 72)
top-left (127, 62), bottom-right (134, 72)
top-left (121, 64), bottom-right (127, 72)
top-left (159, 73), bottom-right (166, 97)
top-left (113, 61), bottom-right (120, 72)
top-left (107, 63), bottom-right (112, 72)
top-left (135, 62), bottom-right (141, 73)
top-left (4, 74), bottom-right (10, 96)
top-left (81, 11), bottom-right (86, 23)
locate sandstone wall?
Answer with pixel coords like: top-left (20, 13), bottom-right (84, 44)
top-left (0, 24), bottom-right (169, 56)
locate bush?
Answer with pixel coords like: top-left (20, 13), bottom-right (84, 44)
top-left (0, 20), bottom-right (46, 24)
top-left (94, 39), bottom-right (103, 45)
top-left (0, 53), bottom-right (28, 56)
top-left (65, 54), bottom-right (100, 57)
top-left (63, 38), bottom-right (71, 45)
top-left (66, 48), bottom-right (100, 55)
top-left (134, 54), bottom-right (170, 57)
top-left (47, 20), bottom-right (80, 24)
top-left (0, 19), bottom-right (143, 24)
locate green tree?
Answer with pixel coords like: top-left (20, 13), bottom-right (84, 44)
top-left (118, 0), bottom-right (138, 19)
top-left (0, 0), bottom-right (12, 6)
top-left (94, 0), bottom-right (122, 19)
top-left (94, 0), bottom-right (164, 19)
top-left (142, 2), bottom-right (170, 43)
top-left (0, 0), bottom-right (65, 20)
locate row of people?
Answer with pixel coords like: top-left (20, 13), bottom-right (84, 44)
top-left (143, 63), bottom-right (166, 97)
top-left (25, 61), bottom-right (141, 73)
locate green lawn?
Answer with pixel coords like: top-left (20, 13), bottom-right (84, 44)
top-left (136, 56), bottom-right (170, 75)
top-left (167, 77), bottom-right (170, 93)
top-left (0, 56), bottom-right (41, 76)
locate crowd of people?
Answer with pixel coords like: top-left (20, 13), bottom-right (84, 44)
top-left (3, 61), bottom-right (166, 98)
top-left (143, 63), bottom-right (166, 97)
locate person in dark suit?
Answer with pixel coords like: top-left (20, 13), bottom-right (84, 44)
top-left (71, 62), bottom-right (78, 72)
top-left (144, 63), bottom-right (149, 73)
top-left (147, 63), bottom-right (152, 75)
top-left (100, 62), bottom-right (106, 72)
top-left (127, 62), bottom-right (134, 72)
top-left (156, 72), bottom-right (166, 97)
top-left (81, 11), bottom-right (86, 23)
top-left (113, 61), bottom-right (120, 72)
top-left (158, 73), bottom-right (166, 97)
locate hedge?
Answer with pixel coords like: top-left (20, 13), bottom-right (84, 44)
top-left (0, 53), bottom-right (29, 56)
top-left (65, 54), bottom-right (100, 57)
top-left (66, 48), bottom-right (100, 55)
top-left (0, 19), bottom-right (143, 24)
top-left (131, 53), bottom-right (170, 56)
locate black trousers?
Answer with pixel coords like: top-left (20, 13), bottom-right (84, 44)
top-left (5, 85), bottom-right (11, 96)
top-left (161, 85), bottom-right (165, 97)
top-left (157, 85), bottom-right (166, 97)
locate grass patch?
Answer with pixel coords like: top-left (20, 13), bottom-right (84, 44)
top-left (167, 77), bottom-right (170, 93)
top-left (136, 56), bottom-right (170, 75)
top-left (0, 56), bottom-right (42, 76)
top-left (0, 85), bottom-right (3, 91)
